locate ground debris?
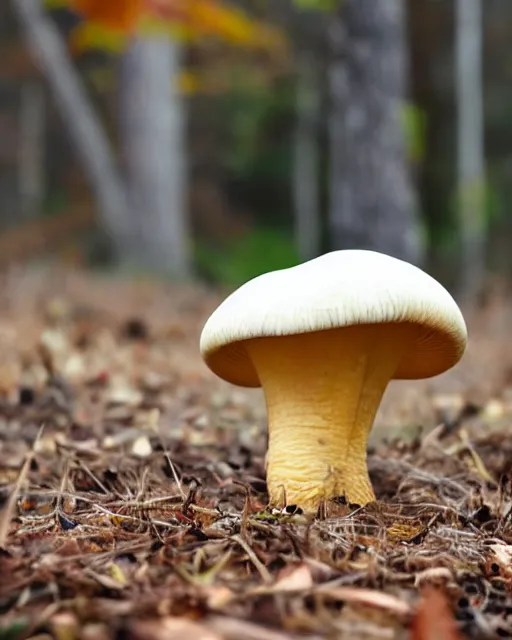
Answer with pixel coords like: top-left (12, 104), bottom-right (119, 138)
top-left (2, 268), bottom-right (512, 638)
top-left (410, 587), bottom-right (463, 640)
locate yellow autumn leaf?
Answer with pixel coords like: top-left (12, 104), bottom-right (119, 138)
top-left (46, 0), bottom-right (287, 57)
top-left (178, 70), bottom-right (203, 94)
top-left (107, 562), bottom-right (128, 586)
top-left (189, 0), bottom-right (286, 50)
top-left (69, 22), bottom-right (128, 54)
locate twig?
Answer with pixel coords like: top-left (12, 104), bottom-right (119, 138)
top-left (157, 425), bottom-right (186, 500)
top-left (75, 458), bottom-right (111, 495)
top-left (231, 534), bottom-right (273, 585)
top-left (0, 424), bottom-right (44, 548)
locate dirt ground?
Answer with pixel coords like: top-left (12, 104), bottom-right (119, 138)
top-left (2, 266), bottom-right (512, 640)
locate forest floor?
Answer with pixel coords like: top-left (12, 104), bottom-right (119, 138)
top-left (1, 266), bottom-right (512, 640)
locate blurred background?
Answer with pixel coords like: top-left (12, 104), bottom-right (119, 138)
top-left (0, 0), bottom-right (508, 305)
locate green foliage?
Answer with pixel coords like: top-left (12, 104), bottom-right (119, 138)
top-left (217, 75), bottom-right (296, 226)
top-left (399, 101), bottom-right (427, 163)
top-left (223, 86), bottom-right (271, 176)
top-left (221, 77), bottom-right (294, 182)
top-left (0, 618), bottom-right (29, 640)
top-left (292, 0), bottom-right (337, 11)
top-left (448, 178), bottom-right (501, 230)
top-left (482, 180), bottom-right (502, 225)
top-left (427, 177), bottom-right (500, 255)
top-left (195, 226), bottom-right (299, 286)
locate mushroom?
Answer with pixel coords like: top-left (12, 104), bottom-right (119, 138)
top-left (200, 250), bottom-right (467, 513)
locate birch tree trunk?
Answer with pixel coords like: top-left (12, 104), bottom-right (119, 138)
top-left (455, 0), bottom-right (485, 304)
top-left (118, 37), bottom-right (191, 278)
top-left (328, 0), bottom-right (423, 265)
top-left (293, 53), bottom-right (321, 262)
top-left (14, 0), bottom-right (192, 277)
top-left (12, 0), bottom-right (135, 258)
top-left (18, 81), bottom-right (45, 221)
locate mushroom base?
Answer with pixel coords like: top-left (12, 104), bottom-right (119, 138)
top-left (246, 323), bottom-right (418, 513)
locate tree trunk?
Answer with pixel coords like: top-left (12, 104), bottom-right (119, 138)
top-left (455, 0), bottom-right (485, 304)
top-left (12, 0), bottom-right (135, 259)
top-left (18, 80), bottom-right (45, 221)
top-left (328, 0), bottom-right (423, 265)
top-left (293, 52), bottom-right (321, 262)
top-left (118, 36), bottom-right (191, 278)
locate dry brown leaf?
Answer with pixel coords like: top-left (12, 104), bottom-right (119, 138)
top-left (246, 562), bottom-right (314, 597)
top-left (84, 568), bottom-right (127, 591)
top-left (482, 398), bottom-right (505, 420)
top-left (131, 435), bottom-right (153, 458)
top-left (207, 616), bottom-right (296, 640)
top-left (316, 586), bottom-right (411, 617)
top-left (107, 380), bottom-right (143, 405)
top-left (205, 585), bottom-right (235, 610)
top-left (432, 393), bottom-right (465, 420)
top-left (80, 624), bottom-right (110, 640)
top-left (489, 543), bottom-right (512, 579)
top-left (414, 567), bottom-right (454, 588)
top-left (128, 617), bottom-right (221, 640)
top-left (107, 562), bottom-right (128, 586)
top-left (50, 612), bottom-right (79, 640)
top-left (55, 538), bottom-right (81, 557)
top-left (387, 522), bottom-right (426, 543)
top-left (273, 563), bottom-right (314, 592)
top-left (410, 587), bottom-right (463, 640)
top-left (33, 435), bottom-right (57, 455)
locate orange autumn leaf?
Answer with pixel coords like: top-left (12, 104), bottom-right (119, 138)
top-left (71, 0), bottom-right (144, 33)
top-left (47, 0), bottom-right (286, 54)
top-left (147, 0), bottom-right (285, 49)
top-left (145, 0), bottom-right (188, 21)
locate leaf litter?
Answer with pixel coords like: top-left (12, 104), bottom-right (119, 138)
top-left (1, 268), bottom-right (512, 639)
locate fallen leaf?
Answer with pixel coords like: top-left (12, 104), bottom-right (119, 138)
top-left (131, 435), bottom-right (152, 458)
top-left (414, 567), bottom-right (454, 588)
top-left (128, 617), bottom-right (221, 640)
top-left (85, 568), bottom-right (126, 591)
top-left (482, 398), bottom-right (505, 420)
top-left (273, 563), bottom-right (313, 592)
top-left (489, 543), bottom-right (512, 579)
top-left (107, 562), bottom-right (128, 586)
top-left (316, 586), bottom-right (411, 617)
top-left (411, 587), bottom-right (463, 640)
top-left (50, 612), bottom-right (78, 640)
top-left (207, 616), bottom-right (294, 640)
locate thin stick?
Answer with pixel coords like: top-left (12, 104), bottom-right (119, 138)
top-left (231, 534), bottom-right (272, 585)
top-left (0, 424), bottom-right (45, 548)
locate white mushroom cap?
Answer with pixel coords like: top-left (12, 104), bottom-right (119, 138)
top-left (200, 250), bottom-right (468, 387)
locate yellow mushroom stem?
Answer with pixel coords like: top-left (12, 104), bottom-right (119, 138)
top-left (245, 322), bottom-right (420, 512)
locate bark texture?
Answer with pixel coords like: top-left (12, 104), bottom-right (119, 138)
top-left (119, 37), bottom-right (191, 277)
top-left (455, 0), bottom-right (485, 304)
top-left (293, 53), bottom-right (321, 262)
top-left (13, 0), bottom-right (133, 258)
top-left (329, 0), bottom-right (423, 265)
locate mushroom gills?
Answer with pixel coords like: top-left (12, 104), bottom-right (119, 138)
top-left (245, 322), bottom-right (420, 512)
